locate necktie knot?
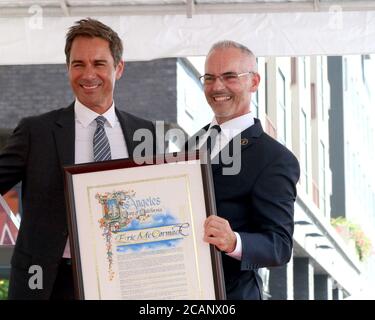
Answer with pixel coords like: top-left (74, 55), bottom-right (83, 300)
top-left (95, 115), bottom-right (106, 127)
top-left (210, 125), bottom-right (221, 134)
top-left (205, 125), bottom-right (221, 154)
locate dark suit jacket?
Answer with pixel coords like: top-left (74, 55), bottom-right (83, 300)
top-left (190, 118), bottom-right (300, 300)
top-left (0, 103), bottom-right (156, 299)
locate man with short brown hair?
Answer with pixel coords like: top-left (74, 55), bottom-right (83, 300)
top-left (0, 18), bottom-right (155, 299)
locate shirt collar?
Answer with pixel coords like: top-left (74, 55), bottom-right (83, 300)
top-left (74, 98), bottom-right (117, 128)
top-left (209, 112), bottom-right (255, 140)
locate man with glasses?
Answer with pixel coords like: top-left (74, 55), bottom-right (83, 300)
top-left (195, 40), bottom-right (300, 299)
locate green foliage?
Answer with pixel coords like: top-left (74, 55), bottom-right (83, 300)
top-left (331, 217), bottom-right (372, 262)
top-left (0, 279), bottom-right (9, 300)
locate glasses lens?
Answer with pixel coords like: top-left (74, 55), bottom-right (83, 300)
top-left (201, 72), bottom-right (248, 85)
top-left (202, 75), bottom-right (215, 84)
top-left (222, 73), bottom-right (240, 84)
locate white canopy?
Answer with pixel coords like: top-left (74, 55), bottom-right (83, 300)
top-left (1, 0), bottom-right (375, 64)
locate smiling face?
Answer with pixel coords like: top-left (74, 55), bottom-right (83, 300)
top-left (204, 47), bottom-right (260, 124)
top-left (67, 36), bottom-right (124, 114)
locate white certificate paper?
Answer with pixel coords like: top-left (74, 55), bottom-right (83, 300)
top-left (65, 156), bottom-right (224, 300)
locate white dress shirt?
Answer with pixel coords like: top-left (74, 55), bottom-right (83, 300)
top-left (203, 112), bottom-right (255, 261)
top-left (74, 99), bottom-right (129, 163)
top-left (63, 99), bottom-right (129, 258)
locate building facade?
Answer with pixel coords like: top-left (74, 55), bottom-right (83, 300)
top-left (328, 55), bottom-right (375, 298)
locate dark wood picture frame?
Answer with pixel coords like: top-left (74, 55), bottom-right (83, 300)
top-left (63, 151), bottom-right (226, 300)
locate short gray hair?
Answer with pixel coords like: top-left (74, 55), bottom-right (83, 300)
top-left (208, 40), bottom-right (258, 72)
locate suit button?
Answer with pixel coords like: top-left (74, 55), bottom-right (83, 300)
top-left (62, 231), bottom-right (68, 237)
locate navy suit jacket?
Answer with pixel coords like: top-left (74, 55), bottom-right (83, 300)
top-left (190, 118), bottom-right (300, 299)
top-left (0, 103), bottom-right (156, 299)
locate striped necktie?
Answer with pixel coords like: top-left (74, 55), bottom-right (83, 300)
top-left (93, 116), bottom-right (111, 161)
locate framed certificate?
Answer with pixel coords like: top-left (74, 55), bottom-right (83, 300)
top-left (63, 151), bottom-right (226, 300)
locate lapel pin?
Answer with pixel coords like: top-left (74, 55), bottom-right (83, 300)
top-left (241, 138), bottom-right (249, 145)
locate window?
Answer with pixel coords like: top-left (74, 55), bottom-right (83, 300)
top-left (277, 68), bottom-right (286, 145)
top-left (320, 60), bottom-right (325, 122)
top-left (319, 141), bottom-right (326, 216)
top-left (301, 110), bottom-right (308, 194)
top-left (311, 83), bottom-right (316, 119)
top-left (343, 57), bottom-right (348, 91)
top-left (252, 89), bottom-right (259, 118)
top-left (291, 57), bottom-right (297, 85)
top-left (265, 62), bottom-right (268, 115)
top-left (302, 57), bottom-right (307, 88)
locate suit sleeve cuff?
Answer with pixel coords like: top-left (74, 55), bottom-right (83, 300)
top-left (225, 232), bottom-right (242, 261)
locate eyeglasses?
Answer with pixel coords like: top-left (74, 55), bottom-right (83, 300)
top-left (199, 71), bottom-right (255, 85)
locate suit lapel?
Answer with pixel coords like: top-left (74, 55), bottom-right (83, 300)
top-left (211, 119), bottom-right (264, 174)
top-left (53, 103), bottom-right (75, 166)
top-left (53, 106), bottom-right (139, 166)
top-left (116, 109), bottom-right (137, 156)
